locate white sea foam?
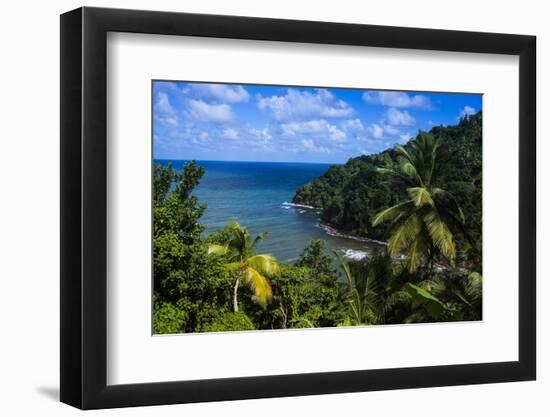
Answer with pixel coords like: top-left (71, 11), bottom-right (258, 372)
top-left (284, 257), bottom-right (300, 263)
top-left (342, 249), bottom-right (369, 261)
top-left (281, 201), bottom-right (318, 210)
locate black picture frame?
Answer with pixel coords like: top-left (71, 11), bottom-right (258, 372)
top-left (60, 6), bottom-right (536, 410)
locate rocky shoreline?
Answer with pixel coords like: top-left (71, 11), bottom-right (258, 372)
top-left (317, 223), bottom-right (387, 246)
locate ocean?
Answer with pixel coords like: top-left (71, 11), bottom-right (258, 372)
top-left (155, 160), bottom-right (384, 263)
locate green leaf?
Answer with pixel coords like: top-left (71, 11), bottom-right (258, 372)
top-left (207, 244), bottom-right (228, 256)
top-left (423, 210), bottom-right (456, 262)
top-left (244, 267), bottom-right (273, 307)
top-left (372, 200), bottom-right (413, 226)
top-left (404, 282), bottom-right (446, 317)
top-left (248, 254), bottom-right (280, 276)
top-left (387, 214), bottom-right (421, 256)
top-left (407, 187), bottom-right (434, 207)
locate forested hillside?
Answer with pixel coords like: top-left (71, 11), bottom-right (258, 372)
top-left (293, 112), bottom-right (482, 265)
top-left (153, 113), bottom-right (483, 333)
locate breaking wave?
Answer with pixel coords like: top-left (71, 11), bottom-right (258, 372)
top-left (341, 249), bottom-right (369, 261)
top-left (281, 201), bottom-right (318, 210)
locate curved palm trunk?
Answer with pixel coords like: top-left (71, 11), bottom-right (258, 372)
top-left (233, 278), bottom-right (240, 312)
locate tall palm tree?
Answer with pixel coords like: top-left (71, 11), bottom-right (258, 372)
top-left (372, 133), bottom-right (464, 273)
top-left (208, 222), bottom-right (280, 312)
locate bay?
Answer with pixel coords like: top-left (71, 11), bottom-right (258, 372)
top-left (155, 160), bottom-right (384, 263)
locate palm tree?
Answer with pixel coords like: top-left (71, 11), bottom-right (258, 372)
top-left (372, 133), bottom-right (464, 273)
top-left (335, 250), bottom-right (406, 325)
top-left (208, 222), bottom-right (280, 312)
top-left (411, 271), bottom-right (482, 321)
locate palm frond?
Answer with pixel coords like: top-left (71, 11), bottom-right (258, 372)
top-left (247, 254), bottom-right (280, 276)
top-left (395, 145), bottom-right (417, 167)
top-left (452, 289), bottom-right (472, 307)
top-left (427, 136), bottom-right (440, 185)
top-left (376, 167), bottom-right (400, 176)
top-left (407, 187), bottom-right (434, 207)
top-left (224, 262), bottom-right (242, 272)
top-left (362, 274), bottom-right (381, 319)
top-left (372, 200), bottom-right (413, 226)
top-left (399, 159), bottom-right (423, 186)
top-left (227, 221), bottom-right (243, 233)
top-left (432, 188), bottom-right (465, 223)
top-left (334, 251), bottom-right (354, 289)
top-left (347, 297), bottom-right (361, 324)
top-left (250, 232), bottom-right (269, 253)
top-left (377, 166), bottom-right (417, 187)
top-left (244, 267), bottom-right (273, 307)
top-left (406, 235), bottom-right (428, 272)
top-left (464, 272), bottom-right (482, 304)
top-left (207, 244), bottom-right (228, 256)
top-left (387, 214), bottom-right (421, 256)
top-left (424, 210), bottom-right (456, 263)
top-left (226, 221), bottom-right (249, 257)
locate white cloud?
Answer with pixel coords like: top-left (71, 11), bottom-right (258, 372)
top-left (280, 119), bottom-right (347, 142)
top-left (459, 105), bottom-right (476, 118)
top-left (156, 121), bottom-right (213, 148)
top-left (188, 83), bottom-right (250, 103)
top-left (156, 92), bottom-right (175, 114)
top-left (249, 127), bottom-right (272, 143)
top-left (386, 107), bottom-right (416, 126)
top-left (191, 131), bottom-right (210, 144)
top-left (367, 123), bottom-right (384, 139)
top-left (221, 128), bottom-right (239, 139)
top-left (363, 91), bottom-right (433, 109)
top-left (187, 99), bottom-right (234, 123)
top-left (156, 116), bottom-right (178, 126)
top-left (363, 120), bottom-right (405, 142)
top-left (383, 124), bottom-right (399, 135)
top-left (257, 88), bottom-right (354, 121)
top-left (341, 118), bottom-right (364, 132)
top-left (301, 138), bottom-right (330, 154)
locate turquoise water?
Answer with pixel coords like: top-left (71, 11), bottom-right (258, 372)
top-left (155, 160), bottom-right (383, 263)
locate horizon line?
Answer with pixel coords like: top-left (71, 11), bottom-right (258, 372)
top-left (153, 158), bottom-right (345, 165)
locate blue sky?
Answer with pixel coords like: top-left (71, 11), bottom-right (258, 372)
top-left (153, 81), bottom-right (482, 164)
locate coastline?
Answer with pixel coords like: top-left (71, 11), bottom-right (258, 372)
top-left (318, 223), bottom-right (387, 246)
top-left (286, 200), bottom-right (387, 246)
top-left (281, 201), bottom-right (320, 210)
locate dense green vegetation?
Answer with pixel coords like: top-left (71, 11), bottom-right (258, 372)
top-left (153, 113), bottom-right (482, 333)
top-left (293, 112), bottom-right (482, 271)
top-left (207, 222), bottom-right (280, 312)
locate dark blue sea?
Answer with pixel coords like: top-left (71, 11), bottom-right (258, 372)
top-left (155, 160), bottom-right (383, 263)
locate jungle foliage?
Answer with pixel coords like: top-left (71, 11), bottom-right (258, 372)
top-left (293, 112), bottom-right (482, 272)
top-left (153, 114), bottom-right (482, 333)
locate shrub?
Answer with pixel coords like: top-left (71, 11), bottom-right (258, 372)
top-left (201, 311), bottom-right (255, 333)
top-left (152, 301), bottom-right (187, 334)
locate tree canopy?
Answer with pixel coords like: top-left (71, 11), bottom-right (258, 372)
top-left (152, 113), bottom-right (483, 334)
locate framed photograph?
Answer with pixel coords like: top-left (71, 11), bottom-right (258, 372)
top-left (60, 7), bottom-right (536, 409)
